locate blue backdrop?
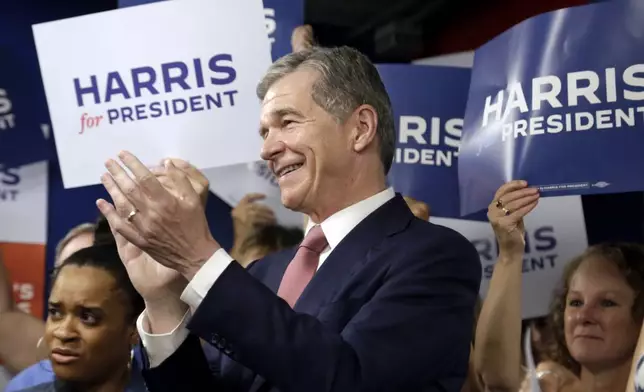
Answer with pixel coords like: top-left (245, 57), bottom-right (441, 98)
top-left (0, 46), bottom-right (51, 167)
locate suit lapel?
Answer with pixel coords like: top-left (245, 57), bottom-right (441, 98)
top-left (249, 194), bottom-right (414, 392)
top-left (293, 194), bottom-right (413, 315)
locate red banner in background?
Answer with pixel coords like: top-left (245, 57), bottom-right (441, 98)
top-left (0, 161), bottom-right (49, 320)
top-left (0, 243), bottom-right (46, 319)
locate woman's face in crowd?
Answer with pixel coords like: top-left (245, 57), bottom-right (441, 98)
top-left (564, 257), bottom-right (641, 369)
top-left (45, 265), bottom-right (136, 383)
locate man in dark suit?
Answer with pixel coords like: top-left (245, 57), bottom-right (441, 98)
top-left (97, 45), bottom-right (482, 391)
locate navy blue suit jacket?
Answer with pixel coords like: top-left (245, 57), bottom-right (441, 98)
top-left (141, 194), bottom-right (482, 392)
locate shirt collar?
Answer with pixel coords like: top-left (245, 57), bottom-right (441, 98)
top-left (305, 187), bottom-right (395, 250)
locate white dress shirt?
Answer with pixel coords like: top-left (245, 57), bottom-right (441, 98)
top-left (138, 187), bottom-right (395, 367)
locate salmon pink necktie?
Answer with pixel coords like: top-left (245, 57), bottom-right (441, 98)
top-left (277, 225), bottom-right (328, 308)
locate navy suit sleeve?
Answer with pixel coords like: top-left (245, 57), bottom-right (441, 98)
top-left (181, 227), bottom-right (481, 392)
top-left (141, 334), bottom-right (228, 391)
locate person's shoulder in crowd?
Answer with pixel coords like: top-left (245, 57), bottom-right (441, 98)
top-left (400, 209), bottom-right (481, 263)
top-left (10, 378), bottom-right (150, 392)
top-left (255, 246), bottom-right (297, 264)
top-left (6, 358), bottom-right (148, 392)
top-left (9, 382), bottom-right (56, 392)
top-left (246, 246), bottom-right (296, 275)
top-left (5, 360), bottom-right (54, 392)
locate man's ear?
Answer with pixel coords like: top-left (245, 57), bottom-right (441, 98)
top-left (352, 104), bottom-right (379, 154)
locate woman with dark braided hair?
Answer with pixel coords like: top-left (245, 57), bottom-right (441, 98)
top-left (8, 243), bottom-right (147, 392)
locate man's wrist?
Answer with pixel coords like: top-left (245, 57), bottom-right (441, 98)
top-left (144, 296), bottom-right (189, 335)
top-left (497, 251), bottom-right (524, 266)
top-left (180, 238), bottom-right (221, 281)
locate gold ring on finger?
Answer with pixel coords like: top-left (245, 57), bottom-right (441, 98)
top-left (127, 209), bottom-right (139, 222)
top-left (502, 207), bottom-right (510, 216)
top-left (495, 199), bottom-right (504, 209)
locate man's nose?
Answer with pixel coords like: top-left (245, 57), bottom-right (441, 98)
top-left (260, 130), bottom-right (285, 161)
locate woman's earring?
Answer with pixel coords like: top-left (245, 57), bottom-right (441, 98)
top-left (128, 347), bottom-right (134, 370)
top-left (36, 337), bottom-right (44, 350)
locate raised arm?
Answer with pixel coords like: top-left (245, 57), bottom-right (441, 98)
top-left (474, 181), bottom-right (539, 391)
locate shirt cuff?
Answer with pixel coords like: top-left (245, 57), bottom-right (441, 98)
top-left (180, 248), bottom-right (234, 310)
top-left (137, 309), bottom-right (191, 368)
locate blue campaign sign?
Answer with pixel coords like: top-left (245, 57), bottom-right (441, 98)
top-left (378, 64), bottom-right (474, 219)
top-left (0, 45), bottom-right (52, 167)
top-left (118, 0), bottom-right (303, 61)
top-left (0, 0), bottom-right (116, 167)
top-left (459, 0), bottom-right (644, 216)
top-left (264, 0), bottom-right (304, 61)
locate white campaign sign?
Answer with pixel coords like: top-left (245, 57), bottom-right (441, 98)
top-left (33, 0), bottom-right (271, 188)
top-left (432, 196), bottom-right (588, 319)
top-left (204, 161), bottom-right (304, 228)
top-left (0, 161), bottom-right (48, 244)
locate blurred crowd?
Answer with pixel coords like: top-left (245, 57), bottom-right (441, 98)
top-left (0, 25), bottom-right (643, 392)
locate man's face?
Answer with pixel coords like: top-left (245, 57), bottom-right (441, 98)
top-left (56, 233), bottom-right (94, 267)
top-left (259, 69), bottom-right (354, 216)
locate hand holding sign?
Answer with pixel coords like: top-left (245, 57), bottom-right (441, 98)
top-left (488, 181), bottom-right (540, 258)
top-left (97, 151), bottom-right (221, 281)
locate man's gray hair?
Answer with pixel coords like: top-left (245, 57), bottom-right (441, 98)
top-left (256, 46), bottom-right (396, 174)
top-left (55, 222), bottom-right (95, 263)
